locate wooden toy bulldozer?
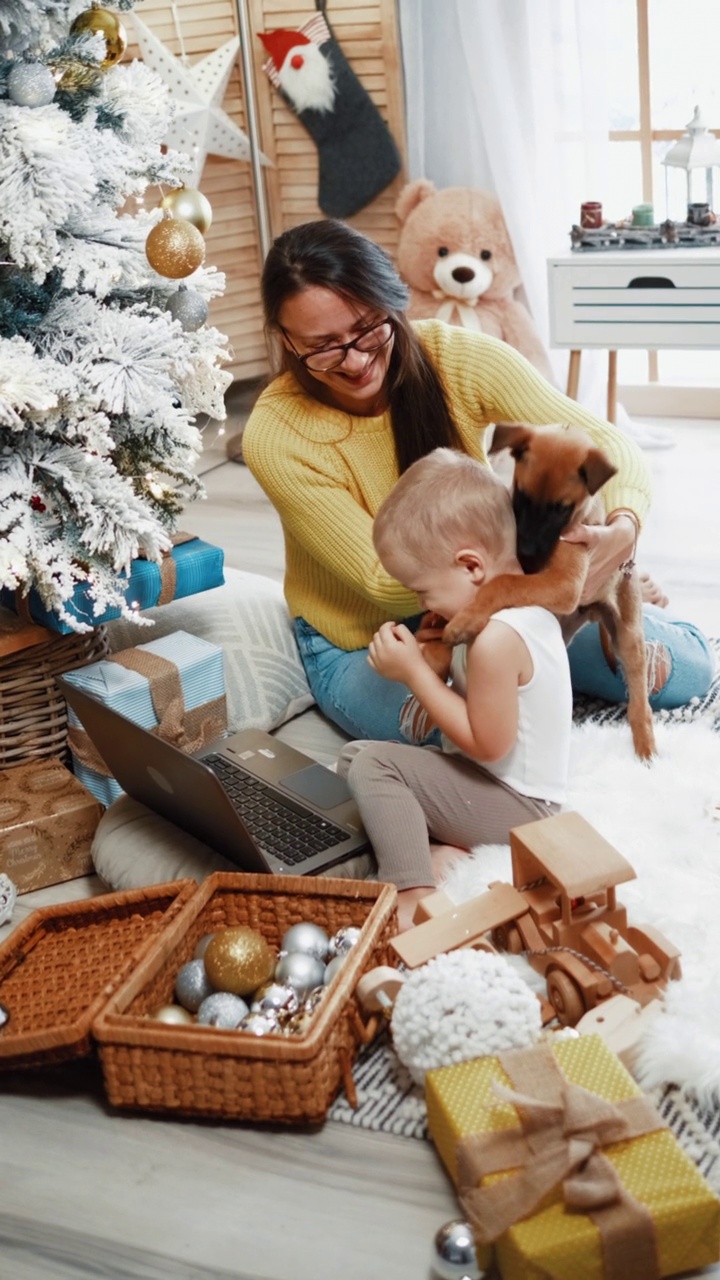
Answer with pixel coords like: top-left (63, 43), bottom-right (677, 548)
top-left (391, 811), bottom-right (681, 1026)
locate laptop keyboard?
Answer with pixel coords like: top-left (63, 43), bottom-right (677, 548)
top-left (205, 753), bottom-right (351, 867)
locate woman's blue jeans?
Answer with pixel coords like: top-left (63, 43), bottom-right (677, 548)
top-left (294, 607), bottom-right (715, 744)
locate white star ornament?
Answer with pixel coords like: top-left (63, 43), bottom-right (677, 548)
top-left (131, 14), bottom-right (269, 185)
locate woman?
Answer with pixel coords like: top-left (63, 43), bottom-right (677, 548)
top-left (242, 219), bottom-right (713, 743)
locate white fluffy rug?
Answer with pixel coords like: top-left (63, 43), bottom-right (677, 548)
top-left (441, 720), bottom-right (720, 1104)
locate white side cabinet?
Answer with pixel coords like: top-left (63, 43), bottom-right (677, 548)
top-left (547, 247), bottom-right (720, 419)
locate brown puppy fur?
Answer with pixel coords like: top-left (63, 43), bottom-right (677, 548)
top-left (442, 425), bottom-right (656, 761)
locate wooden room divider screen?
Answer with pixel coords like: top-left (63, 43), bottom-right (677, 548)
top-left (126, 0), bottom-right (408, 383)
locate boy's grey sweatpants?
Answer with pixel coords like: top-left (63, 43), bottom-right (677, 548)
top-left (337, 741), bottom-right (559, 891)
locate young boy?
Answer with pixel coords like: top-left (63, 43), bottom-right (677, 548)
top-left (337, 448), bottom-right (572, 931)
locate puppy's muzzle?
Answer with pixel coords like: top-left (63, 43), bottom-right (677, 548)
top-left (512, 489), bottom-right (575, 574)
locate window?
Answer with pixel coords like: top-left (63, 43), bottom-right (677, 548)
top-left (606, 0), bottom-right (720, 389)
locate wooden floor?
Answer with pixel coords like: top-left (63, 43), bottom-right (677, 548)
top-left (2, 398), bottom-right (720, 1280)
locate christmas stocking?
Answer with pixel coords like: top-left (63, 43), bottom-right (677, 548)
top-left (258, 3), bottom-right (402, 218)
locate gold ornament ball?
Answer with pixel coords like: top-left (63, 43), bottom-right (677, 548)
top-left (146, 218), bottom-right (206, 280)
top-left (70, 7), bottom-right (128, 69)
top-left (151, 1004), bottom-right (194, 1026)
top-left (161, 187), bottom-right (214, 235)
top-left (204, 927), bottom-right (276, 997)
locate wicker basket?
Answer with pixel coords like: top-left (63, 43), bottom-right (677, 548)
top-left (93, 871), bottom-right (398, 1125)
top-left (0, 881), bottom-right (195, 1071)
top-left (0, 625), bottom-right (109, 770)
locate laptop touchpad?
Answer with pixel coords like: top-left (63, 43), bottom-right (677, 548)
top-left (281, 765), bottom-right (352, 810)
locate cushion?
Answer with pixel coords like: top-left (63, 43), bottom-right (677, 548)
top-left (104, 568), bottom-right (315, 733)
top-left (92, 795), bottom-right (377, 891)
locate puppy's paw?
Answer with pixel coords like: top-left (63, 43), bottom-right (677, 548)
top-left (443, 608), bottom-right (490, 646)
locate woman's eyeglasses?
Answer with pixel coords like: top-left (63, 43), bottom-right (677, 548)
top-left (282, 318), bottom-right (395, 372)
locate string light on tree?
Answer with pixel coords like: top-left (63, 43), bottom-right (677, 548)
top-left (69, 5), bottom-right (128, 70)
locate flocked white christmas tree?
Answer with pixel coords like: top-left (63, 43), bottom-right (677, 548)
top-left (0, 0), bottom-right (233, 631)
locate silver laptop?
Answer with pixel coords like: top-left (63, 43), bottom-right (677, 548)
top-left (56, 675), bottom-right (369, 876)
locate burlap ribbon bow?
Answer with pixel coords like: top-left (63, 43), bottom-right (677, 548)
top-left (457, 1044), bottom-right (667, 1280)
top-left (138, 530), bottom-right (197, 606)
top-left (68, 648), bottom-right (227, 776)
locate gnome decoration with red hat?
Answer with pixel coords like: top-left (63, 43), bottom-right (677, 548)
top-left (258, 1), bottom-right (402, 218)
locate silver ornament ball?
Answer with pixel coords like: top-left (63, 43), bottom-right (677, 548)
top-left (275, 950), bottom-right (326, 999)
top-left (196, 991), bottom-right (248, 1029)
top-left (7, 63), bottom-right (57, 108)
top-left (323, 954), bottom-right (346, 985)
top-left (329, 925), bottom-right (362, 958)
top-left (165, 287), bottom-right (209, 332)
top-left (251, 980), bottom-right (300, 1019)
top-left (241, 1010), bottom-right (280, 1036)
top-left (432, 1220), bottom-right (482, 1280)
top-left (174, 958), bottom-right (214, 1013)
top-left (281, 921), bottom-right (330, 962)
top-left (193, 932), bottom-right (216, 960)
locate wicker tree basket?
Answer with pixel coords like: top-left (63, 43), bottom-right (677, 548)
top-left (0, 626), bottom-right (109, 771)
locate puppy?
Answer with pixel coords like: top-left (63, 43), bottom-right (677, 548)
top-left (443, 424), bottom-right (656, 761)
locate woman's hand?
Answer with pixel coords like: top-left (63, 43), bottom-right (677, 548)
top-left (562, 514), bottom-right (636, 604)
top-left (368, 621), bottom-right (426, 684)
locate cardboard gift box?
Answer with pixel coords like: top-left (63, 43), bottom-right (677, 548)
top-left (1, 535), bottom-right (224, 635)
top-left (425, 1034), bottom-right (720, 1280)
top-left (0, 760), bottom-right (104, 892)
top-left (61, 629), bottom-right (227, 806)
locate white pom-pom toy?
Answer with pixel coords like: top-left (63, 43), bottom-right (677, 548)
top-left (390, 949), bottom-right (541, 1085)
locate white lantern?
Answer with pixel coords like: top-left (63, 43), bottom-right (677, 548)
top-left (662, 106), bottom-right (720, 223)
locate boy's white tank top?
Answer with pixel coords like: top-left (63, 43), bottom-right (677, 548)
top-left (442, 605), bottom-right (572, 805)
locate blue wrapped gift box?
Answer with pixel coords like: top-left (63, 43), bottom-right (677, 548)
top-left (60, 630), bottom-right (227, 806)
top-left (1, 537), bottom-right (224, 635)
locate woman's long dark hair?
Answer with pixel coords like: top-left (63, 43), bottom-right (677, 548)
top-left (261, 219), bottom-right (463, 474)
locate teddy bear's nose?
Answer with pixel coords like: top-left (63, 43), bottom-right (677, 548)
top-left (451, 267), bottom-right (476, 284)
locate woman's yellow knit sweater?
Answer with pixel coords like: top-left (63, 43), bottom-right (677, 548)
top-left (242, 320), bottom-right (652, 651)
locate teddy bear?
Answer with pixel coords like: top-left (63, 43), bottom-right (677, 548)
top-left (395, 179), bottom-right (553, 380)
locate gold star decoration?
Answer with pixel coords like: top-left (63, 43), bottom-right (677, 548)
top-left (131, 13), bottom-right (269, 185)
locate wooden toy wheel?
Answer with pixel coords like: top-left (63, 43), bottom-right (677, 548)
top-left (546, 969), bottom-right (585, 1026)
top-left (491, 922), bottom-right (523, 954)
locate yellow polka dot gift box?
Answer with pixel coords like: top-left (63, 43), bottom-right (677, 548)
top-left (425, 1034), bottom-right (720, 1280)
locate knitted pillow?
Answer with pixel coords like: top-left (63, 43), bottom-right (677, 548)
top-left (104, 568), bottom-right (315, 733)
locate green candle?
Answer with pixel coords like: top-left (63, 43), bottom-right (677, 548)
top-left (632, 202), bottom-right (655, 226)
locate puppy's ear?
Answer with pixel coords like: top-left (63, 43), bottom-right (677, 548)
top-left (579, 447), bottom-right (617, 495)
top-left (508, 427), bottom-right (536, 461)
top-left (488, 423), bottom-right (535, 458)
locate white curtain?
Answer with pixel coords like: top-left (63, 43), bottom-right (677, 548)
top-left (397, 0), bottom-right (616, 405)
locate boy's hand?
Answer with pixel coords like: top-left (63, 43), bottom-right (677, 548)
top-left (368, 622), bottom-right (425, 683)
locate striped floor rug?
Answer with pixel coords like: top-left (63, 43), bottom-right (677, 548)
top-left (571, 636), bottom-right (720, 730)
top-left (328, 1030), bottom-right (720, 1193)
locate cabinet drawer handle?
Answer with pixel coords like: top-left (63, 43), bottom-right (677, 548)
top-left (627, 276), bottom-right (676, 289)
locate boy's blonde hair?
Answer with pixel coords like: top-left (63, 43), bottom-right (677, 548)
top-left (373, 448), bottom-right (516, 569)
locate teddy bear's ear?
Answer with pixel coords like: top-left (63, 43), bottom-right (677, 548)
top-left (395, 179), bottom-right (437, 225)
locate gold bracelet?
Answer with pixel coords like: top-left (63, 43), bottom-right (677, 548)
top-left (606, 508), bottom-right (639, 578)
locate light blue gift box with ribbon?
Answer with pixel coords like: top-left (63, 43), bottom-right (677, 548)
top-left (60, 630), bottom-right (227, 806)
top-left (0, 536), bottom-right (224, 635)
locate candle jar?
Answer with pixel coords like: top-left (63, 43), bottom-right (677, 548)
top-left (632, 203), bottom-right (655, 227)
top-left (687, 202), bottom-right (711, 226)
top-left (580, 201), bottom-right (603, 228)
